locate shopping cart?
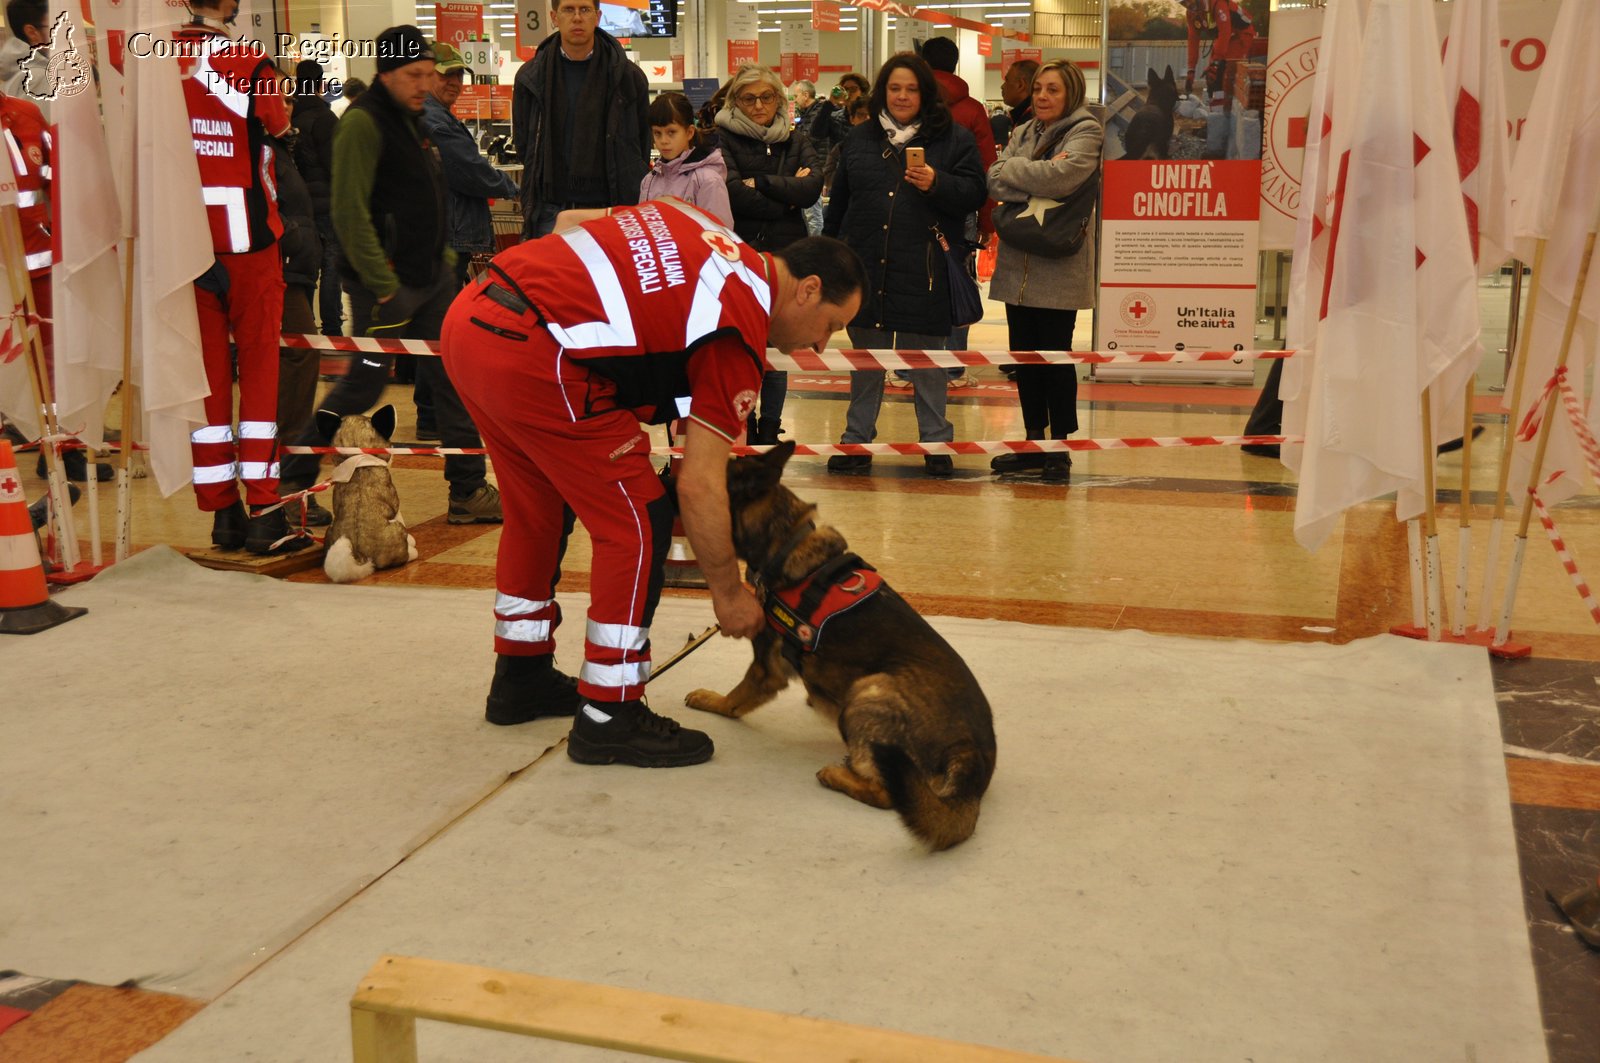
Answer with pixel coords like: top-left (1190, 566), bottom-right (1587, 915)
top-left (474, 173), bottom-right (524, 279)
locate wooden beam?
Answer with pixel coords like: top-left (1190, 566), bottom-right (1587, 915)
top-left (350, 955), bottom-right (1079, 1063)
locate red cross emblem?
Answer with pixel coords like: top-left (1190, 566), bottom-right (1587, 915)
top-left (1, 472), bottom-right (21, 498)
top-left (1128, 300), bottom-right (1149, 320)
top-left (701, 230), bottom-right (741, 261)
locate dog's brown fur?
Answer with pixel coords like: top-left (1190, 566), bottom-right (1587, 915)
top-left (685, 442), bottom-right (997, 850)
top-left (318, 406), bottom-right (417, 584)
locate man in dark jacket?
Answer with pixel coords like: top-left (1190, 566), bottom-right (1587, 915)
top-left (279, 26), bottom-right (502, 525)
top-left (291, 60), bottom-right (341, 337)
top-left (1002, 57), bottom-right (1038, 128)
top-left (511, 0), bottom-right (649, 237)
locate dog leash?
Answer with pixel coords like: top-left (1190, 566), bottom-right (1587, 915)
top-left (646, 624), bottom-right (721, 683)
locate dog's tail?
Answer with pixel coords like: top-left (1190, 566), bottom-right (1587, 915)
top-left (323, 536), bottom-right (374, 584)
top-left (871, 741), bottom-right (987, 852)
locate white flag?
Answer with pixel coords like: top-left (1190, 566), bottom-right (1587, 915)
top-left (1441, 0), bottom-right (1512, 275)
top-left (1279, 0), bottom-right (1366, 476)
top-left (51, 7), bottom-right (126, 451)
top-left (1292, 0), bottom-right (1481, 551)
top-left (128, 9), bottom-right (214, 497)
top-left (0, 127), bottom-right (36, 439)
top-left (1505, 0), bottom-right (1600, 505)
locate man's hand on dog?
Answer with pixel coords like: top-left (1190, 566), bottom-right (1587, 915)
top-left (711, 583), bottom-right (765, 639)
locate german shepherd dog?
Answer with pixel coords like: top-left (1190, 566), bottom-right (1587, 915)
top-left (1122, 66), bottom-right (1179, 160)
top-left (318, 405), bottom-right (417, 584)
top-left (684, 442), bottom-right (997, 850)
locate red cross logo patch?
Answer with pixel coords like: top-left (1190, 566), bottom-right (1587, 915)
top-left (1, 471), bottom-right (22, 503)
top-left (701, 230), bottom-right (741, 261)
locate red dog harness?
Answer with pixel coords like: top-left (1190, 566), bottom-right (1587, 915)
top-left (754, 522), bottom-right (884, 666)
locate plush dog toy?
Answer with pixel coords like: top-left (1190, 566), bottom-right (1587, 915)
top-left (318, 405), bottom-right (417, 583)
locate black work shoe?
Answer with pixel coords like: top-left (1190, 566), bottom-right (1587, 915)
top-left (38, 449), bottom-right (113, 483)
top-left (826, 453), bottom-right (871, 472)
top-left (28, 484), bottom-right (81, 530)
top-left (567, 702), bottom-right (714, 767)
top-left (485, 654), bottom-right (582, 725)
top-left (924, 455), bottom-right (953, 478)
top-left (283, 493), bottom-right (333, 527)
top-left (211, 500), bottom-right (248, 550)
top-left (990, 451), bottom-right (1046, 473)
top-left (245, 505), bottom-right (316, 555)
top-left (1240, 443), bottom-right (1281, 459)
top-left (1041, 455), bottom-right (1071, 482)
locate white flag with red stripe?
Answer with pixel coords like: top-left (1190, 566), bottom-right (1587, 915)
top-left (1292, 0), bottom-right (1481, 550)
top-left (1441, 0), bottom-right (1512, 275)
top-left (0, 127), bottom-right (34, 439)
top-left (1505, 0), bottom-right (1600, 505)
top-left (1279, 0), bottom-right (1366, 476)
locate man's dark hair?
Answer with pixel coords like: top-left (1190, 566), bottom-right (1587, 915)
top-left (837, 72), bottom-right (869, 96)
top-left (1008, 58), bottom-right (1040, 87)
top-left (775, 237), bottom-right (868, 307)
top-left (868, 54), bottom-right (950, 141)
top-left (341, 77), bottom-right (368, 102)
top-left (5, 0), bottom-right (47, 36)
top-left (845, 95), bottom-right (869, 120)
top-left (920, 36), bottom-right (959, 73)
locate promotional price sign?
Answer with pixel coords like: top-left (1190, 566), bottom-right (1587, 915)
top-left (811, 0), bottom-right (839, 33)
top-left (726, 3), bottom-right (759, 73)
top-left (1096, 160), bottom-right (1262, 358)
top-left (436, 2), bottom-right (485, 44)
top-left (515, 0), bottom-right (546, 60)
top-left (458, 38), bottom-right (497, 79)
top-left (999, 39), bottom-right (1041, 74)
top-left (977, 33), bottom-right (992, 58)
top-left (890, 17), bottom-right (930, 54)
top-left (779, 24), bottom-right (818, 84)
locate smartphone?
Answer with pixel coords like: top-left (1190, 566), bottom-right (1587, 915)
top-left (905, 146), bottom-right (925, 169)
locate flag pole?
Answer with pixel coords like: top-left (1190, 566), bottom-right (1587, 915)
top-left (1480, 244), bottom-right (1544, 631)
top-left (1420, 386), bottom-right (1442, 640)
top-left (1452, 376), bottom-right (1475, 636)
top-left (1406, 520), bottom-right (1426, 630)
top-left (1493, 210), bottom-right (1600, 646)
top-left (115, 238), bottom-right (135, 563)
top-left (0, 203), bottom-right (78, 570)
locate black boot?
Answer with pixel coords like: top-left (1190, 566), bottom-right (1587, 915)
top-left (211, 500), bottom-right (248, 550)
top-left (755, 418), bottom-right (782, 446)
top-left (567, 701), bottom-right (714, 767)
top-left (485, 654), bottom-right (582, 725)
top-left (245, 504), bottom-right (315, 555)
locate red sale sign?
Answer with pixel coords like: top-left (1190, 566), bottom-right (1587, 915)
top-left (436, 2), bottom-right (483, 45)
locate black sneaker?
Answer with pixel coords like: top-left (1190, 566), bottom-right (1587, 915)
top-left (1041, 455), bottom-right (1071, 482)
top-left (211, 500), bottom-right (248, 550)
top-left (924, 455), bottom-right (953, 478)
top-left (245, 505), bottom-right (316, 555)
top-left (567, 702), bottom-right (714, 767)
top-left (826, 453), bottom-right (871, 472)
top-left (485, 654), bottom-right (582, 725)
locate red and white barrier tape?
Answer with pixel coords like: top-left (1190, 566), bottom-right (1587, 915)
top-left (1529, 487), bottom-right (1600, 626)
top-left (280, 333), bottom-right (1297, 370)
top-left (282, 435), bottom-right (1298, 459)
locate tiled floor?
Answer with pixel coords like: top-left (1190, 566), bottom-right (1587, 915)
top-left (7, 286), bottom-right (1599, 1060)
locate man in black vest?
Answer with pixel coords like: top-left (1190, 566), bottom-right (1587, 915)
top-left (279, 25), bottom-right (502, 525)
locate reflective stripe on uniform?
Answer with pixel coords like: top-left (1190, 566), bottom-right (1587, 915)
top-left (202, 185), bottom-right (251, 253)
top-left (196, 46), bottom-right (252, 119)
top-left (191, 425), bottom-right (235, 444)
top-left (238, 420), bottom-right (277, 439)
top-left (16, 190), bottom-right (40, 207)
top-left (579, 659), bottom-right (651, 689)
top-left (495, 591), bottom-right (553, 617)
top-left (544, 227), bottom-right (637, 351)
top-left (24, 249), bottom-right (50, 270)
top-left (586, 619), bottom-right (648, 651)
top-left (239, 461), bottom-right (279, 480)
top-left (495, 618), bottom-right (552, 643)
top-left (192, 462), bottom-right (238, 484)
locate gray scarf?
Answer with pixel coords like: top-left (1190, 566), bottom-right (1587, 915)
top-left (715, 103), bottom-right (792, 145)
top-left (878, 113), bottom-right (921, 146)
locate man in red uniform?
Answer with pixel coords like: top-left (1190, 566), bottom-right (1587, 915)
top-left (176, 0), bottom-right (308, 554)
top-left (441, 199), bottom-right (865, 767)
top-left (1182, 0), bottom-right (1258, 113)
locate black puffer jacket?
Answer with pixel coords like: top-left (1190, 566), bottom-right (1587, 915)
top-left (270, 135), bottom-right (321, 288)
top-left (822, 120), bottom-right (985, 334)
top-left (719, 130), bottom-right (822, 252)
top-left (290, 93), bottom-right (336, 216)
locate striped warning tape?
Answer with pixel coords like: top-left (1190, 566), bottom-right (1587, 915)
top-left (280, 333), bottom-right (1298, 370)
top-left (281, 435), bottom-right (1298, 458)
top-left (1529, 486), bottom-right (1600, 626)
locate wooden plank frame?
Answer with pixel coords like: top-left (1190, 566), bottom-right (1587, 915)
top-left (350, 955), bottom-right (1080, 1063)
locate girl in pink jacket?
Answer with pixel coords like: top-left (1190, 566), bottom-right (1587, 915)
top-left (639, 92), bottom-right (733, 226)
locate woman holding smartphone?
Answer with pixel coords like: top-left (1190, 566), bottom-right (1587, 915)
top-left (822, 53), bottom-right (986, 477)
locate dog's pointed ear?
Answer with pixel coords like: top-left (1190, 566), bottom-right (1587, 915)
top-left (315, 408), bottom-right (342, 443)
top-left (1163, 65), bottom-right (1175, 84)
top-left (1147, 67), bottom-right (1159, 87)
top-left (371, 404), bottom-right (397, 442)
top-left (762, 439), bottom-right (797, 473)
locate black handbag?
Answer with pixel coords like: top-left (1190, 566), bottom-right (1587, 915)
top-left (992, 116), bottom-right (1102, 259)
top-left (933, 226), bottom-right (983, 328)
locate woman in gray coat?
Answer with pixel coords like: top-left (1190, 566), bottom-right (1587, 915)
top-left (986, 59), bottom-right (1102, 482)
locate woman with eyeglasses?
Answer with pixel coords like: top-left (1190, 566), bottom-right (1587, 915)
top-left (822, 53), bottom-right (986, 478)
top-left (711, 66), bottom-right (823, 445)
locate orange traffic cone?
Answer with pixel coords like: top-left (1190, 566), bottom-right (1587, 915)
top-left (0, 440), bottom-right (87, 634)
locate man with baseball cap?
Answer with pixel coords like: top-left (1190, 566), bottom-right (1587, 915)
top-left (279, 25), bottom-right (503, 525)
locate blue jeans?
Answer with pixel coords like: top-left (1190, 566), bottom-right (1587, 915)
top-left (841, 327), bottom-right (952, 445)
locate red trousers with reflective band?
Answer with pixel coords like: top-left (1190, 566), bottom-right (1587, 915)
top-left (191, 246), bottom-right (285, 510)
top-left (441, 283), bottom-right (672, 704)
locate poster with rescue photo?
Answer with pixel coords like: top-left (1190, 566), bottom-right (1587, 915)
top-left (1104, 0), bottom-right (1269, 163)
top-left (1258, 0), bottom-right (1564, 251)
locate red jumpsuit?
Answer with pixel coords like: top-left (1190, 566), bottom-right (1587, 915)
top-left (175, 24), bottom-right (289, 511)
top-left (441, 199), bottom-right (769, 704)
top-left (1184, 0), bottom-right (1258, 109)
top-left (1, 94), bottom-right (53, 380)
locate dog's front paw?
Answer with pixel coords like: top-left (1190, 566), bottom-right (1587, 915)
top-left (684, 689), bottom-right (730, 715)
